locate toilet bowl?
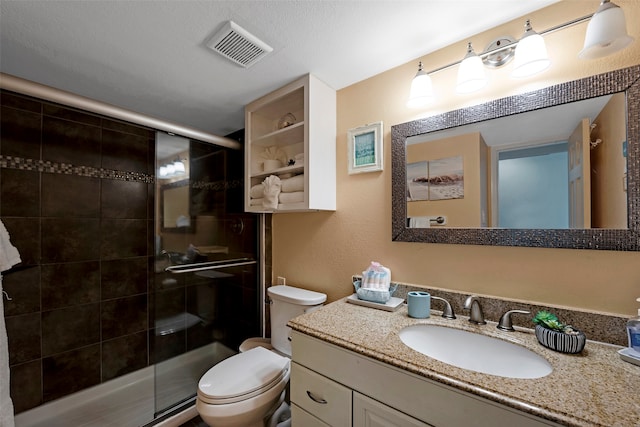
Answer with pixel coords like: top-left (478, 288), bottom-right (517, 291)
top-left (196, 285), bottom-right (326, 427)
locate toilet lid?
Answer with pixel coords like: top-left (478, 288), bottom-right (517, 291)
top-left (198, 347), bottom-right (289, 404)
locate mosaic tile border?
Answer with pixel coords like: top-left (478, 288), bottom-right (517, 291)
top-left (391, 65), bottom-right (640, 251)
top-left (352, 275), bottom-right (628, 347)
top-left (1, 155), bottom-right (155, 183)
top-left (1, 155), bottom-right (245, 190)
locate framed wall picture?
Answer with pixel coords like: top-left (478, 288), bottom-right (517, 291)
top-left (347, 121), bottom-right (383, 174)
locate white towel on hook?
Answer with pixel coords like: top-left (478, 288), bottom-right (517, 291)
top-left (0, 275), bottom-right (14, 427)
top-left (0, 220), bottom-right (19, 427)
top-left (0, 220), bottom-right (21, 273)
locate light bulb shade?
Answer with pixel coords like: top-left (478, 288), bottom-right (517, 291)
top-left (579, 2), bottom-right (634, 60)
top-left (456, 51), bottom-right (487, 94)
top-left (407, 68), bottom-right (434, 108)
top-left (165, 163), bottom-right (176, 175)
top-left (159, 166), bottom-right (168, 177)
top-left (511, 31), bottom-right (550, 78)
top-left (173, 160), bottom-right (185, 174)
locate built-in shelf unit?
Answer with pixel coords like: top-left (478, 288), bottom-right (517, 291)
top-left (244, 74), bottom-right (336, 212)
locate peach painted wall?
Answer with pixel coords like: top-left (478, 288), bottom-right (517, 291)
top-left (272, 0), bottom-right (640, 316)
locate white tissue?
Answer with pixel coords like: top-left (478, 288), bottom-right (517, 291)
top-left (281, 174), bottom-right (304, 193)
top-left (361, 261), bottom-right (391, 291)
top-left (262, 175), bottom-right (282, 210)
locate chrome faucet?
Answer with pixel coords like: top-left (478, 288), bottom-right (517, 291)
top-left (464, 295), bottom-right (486, 325)
top-left (497, 309), bottom-right (530, 332)
top-left (431, 296), bottom-right (456, 319)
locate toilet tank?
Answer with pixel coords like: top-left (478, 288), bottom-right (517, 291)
top-left (267, 285), bottom-right (327, 356)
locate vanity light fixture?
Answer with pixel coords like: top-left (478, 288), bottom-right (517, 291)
top-left (407, 61), bottom-right (435, 108)
top-left (158, 159), bottom-right (186, 178)
top-left (407, 0), bottom-right (634, 106)
top-left (511, 20), bottom-right (550, 78)
top-left (173, 159), bottom-right (186, 175)
top-left (456, 42), bottom-right (487, 93)
top-left (579, 0), bottom-right (634, 59)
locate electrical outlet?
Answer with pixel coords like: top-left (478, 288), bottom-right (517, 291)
top-left (277, 276), bottom-right (286, 286)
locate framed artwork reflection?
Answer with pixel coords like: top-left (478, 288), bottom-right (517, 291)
top-left (348, 121), bottom-right (383, 174)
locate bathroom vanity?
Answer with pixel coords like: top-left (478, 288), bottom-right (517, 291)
top-left (288, 298), bottom-right (639, 427)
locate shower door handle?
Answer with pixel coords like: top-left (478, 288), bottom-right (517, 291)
top-left (165, 258), bottom-right (256, 274)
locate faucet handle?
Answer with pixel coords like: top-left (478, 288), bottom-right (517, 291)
top-left (497, 309), bottom-right (530, 332)
top-left (431, 296), bottom-right (456, 319)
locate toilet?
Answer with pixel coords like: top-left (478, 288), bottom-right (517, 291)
top-left (196, 285), bottom-right (327, 427)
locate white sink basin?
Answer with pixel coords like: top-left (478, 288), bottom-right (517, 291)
top-left (399, 324), bottom-right (552, 379)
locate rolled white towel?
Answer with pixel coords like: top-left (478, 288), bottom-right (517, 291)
top-left (262, 175), bottom-right (281, 210)
top-left (250, 184), bottom-right (264, 199)
top-left (278, 191), bottom-right (304, 204)
top-left (281, 174), bottom-right (304, 193)
top-left (250, 197), bottom-right (264, 206)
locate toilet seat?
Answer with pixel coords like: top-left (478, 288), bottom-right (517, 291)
top-left (198, 347), bottom-right (290, 405)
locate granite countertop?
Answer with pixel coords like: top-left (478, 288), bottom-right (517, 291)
top-left (288, 297), bottom-right (640, 427)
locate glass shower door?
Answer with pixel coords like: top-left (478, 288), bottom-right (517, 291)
top-left (153, 133), bottom-right (259, 416)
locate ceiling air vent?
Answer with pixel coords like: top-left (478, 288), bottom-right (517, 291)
top-left (206, 21), bottom-right (273, 68)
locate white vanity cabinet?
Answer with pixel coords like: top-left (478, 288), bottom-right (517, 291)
top-left (290, 331), bottom-right (563, 427)
top-left (353, 392), bottom-right (431, 427)
top-left (244, 73), bottom-right (336, 213)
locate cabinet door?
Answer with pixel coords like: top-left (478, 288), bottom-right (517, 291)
top-left (291, 403), bottom-right (330, 427)
top-left (354, 392), bottom-right (432, 427)
top-left (290, 362), bottom-right (352, 426)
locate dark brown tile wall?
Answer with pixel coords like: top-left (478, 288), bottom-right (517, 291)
top-left (1, 90), bottom-right (261, 419)
top-left (1, 89), bottom-right (156, 412)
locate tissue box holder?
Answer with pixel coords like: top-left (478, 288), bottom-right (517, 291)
top-left (353, 280), bottom-right (398, 304)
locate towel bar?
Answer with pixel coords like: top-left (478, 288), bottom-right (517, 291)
top-left (165, 258), bottom-right (257, 274)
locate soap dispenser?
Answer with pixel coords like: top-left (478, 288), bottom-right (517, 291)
top-left (627, 297), bottom-right (640, 354)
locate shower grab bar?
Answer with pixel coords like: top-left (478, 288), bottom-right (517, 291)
top-left (165, 257), bottom-right (257, 274)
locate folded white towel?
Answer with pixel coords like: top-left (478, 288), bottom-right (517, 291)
top-left (262, 175), bottom-right (281, 210)
top-left (250, 197), bottom-right (264, 206)
top-left (408, 217), bottom-right (431, 228)
top-left (281, 174), bottom-right (304, 193)
top-left (294, 153), bottom-right (304, 162)
top-left (278, 191), bottom-right (304, 204)
top-left (250, 184), bottom-right (264, 199)
top-left (0, 220), bottom-right (21, 273)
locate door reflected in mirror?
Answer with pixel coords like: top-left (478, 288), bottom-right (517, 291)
top-left (406, 92), bottom-right (627, 229)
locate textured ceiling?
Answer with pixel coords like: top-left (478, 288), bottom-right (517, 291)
top-left (0, 0), bottom-right (559, 137)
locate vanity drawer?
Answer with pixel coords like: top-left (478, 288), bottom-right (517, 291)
top-left (290, 362), bottom-right (352, 426)
top-left (291, 403), bottom-right (330, 427)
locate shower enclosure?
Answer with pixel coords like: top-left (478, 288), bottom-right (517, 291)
top-left (152, 132), bottom-right (260, 418)
top-left (4, 83), bottom-right (260, 426)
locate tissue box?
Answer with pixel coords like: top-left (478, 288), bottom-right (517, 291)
top-left (353, 280), bottom-right (398, 304)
